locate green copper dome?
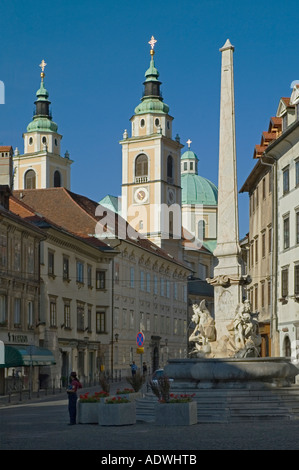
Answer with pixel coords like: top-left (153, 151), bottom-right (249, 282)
top-left (27, 117), bottom-right (58, 133)
top-left (181, 173), bottom-right (218, 206)
top-left (135, 98), bottom-right (169, 115)
top-left (181, 149), bottom-right (199, 161)
top-left (36, 81), bottom-right (49, 101)
top-left (144, 56), bottom-right (159, 82)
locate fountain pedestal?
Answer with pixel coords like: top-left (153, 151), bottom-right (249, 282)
top-left (165, 358), bottom-right (299, 390)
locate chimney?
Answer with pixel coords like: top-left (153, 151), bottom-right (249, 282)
top-left (0, 146), bottom-right (14, 188)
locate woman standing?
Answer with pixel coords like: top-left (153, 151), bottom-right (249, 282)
top-left (67, 372), bottom-right (82, 425)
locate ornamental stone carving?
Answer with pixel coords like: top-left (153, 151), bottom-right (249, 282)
top-left (188, 299), bottom-right (261, 359)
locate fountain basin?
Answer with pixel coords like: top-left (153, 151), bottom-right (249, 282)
top-left (165, 357), bottom-right (299, 389)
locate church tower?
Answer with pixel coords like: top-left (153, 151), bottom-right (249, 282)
top-left (13, 60), bottom-right (73, 190)
top-left (120, 37), bottom-right (183, 256)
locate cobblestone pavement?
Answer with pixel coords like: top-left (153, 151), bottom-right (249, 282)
top-left (1, 383), bottom-right (299, 451)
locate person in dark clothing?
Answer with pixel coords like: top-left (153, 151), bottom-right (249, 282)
top-left (67, 372), bottom-right (82, 425)
top-left (130, 361), bottom-right (137, 376)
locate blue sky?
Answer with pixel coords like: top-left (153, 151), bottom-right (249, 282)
top-left (1, 0), bottom-right (298, 239)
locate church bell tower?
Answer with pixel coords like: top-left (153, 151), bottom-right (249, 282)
top-left (120, 37), bottom-right (183, 256)
top-left (13, 60), bottom-right (73, 190)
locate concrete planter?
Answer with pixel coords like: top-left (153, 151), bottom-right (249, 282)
top-left (77, 401), bottom-right (100, 424)
top-left (77, 397), bottom-right (107, 424)
top-left (98, 401), bottom-right (136, 426)
top-left (154, 401), bottom-right (198, 426)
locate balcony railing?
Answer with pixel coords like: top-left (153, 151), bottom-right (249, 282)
top-left (135, 176), bottom-right (148, 184)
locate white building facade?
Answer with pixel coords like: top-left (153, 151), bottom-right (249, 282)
top-left (264, 85), bottom-right (299, 359)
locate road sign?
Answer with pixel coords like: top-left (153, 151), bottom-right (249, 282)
top-left (136, 332), bottom-right (145, 347)
top-left (136, 347), bottom-right (144, 354)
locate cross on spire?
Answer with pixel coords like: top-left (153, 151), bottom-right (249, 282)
top-left (39, 59), bottom-right (47, 72)
top-left (39, 59), bottom-right (47, 81)
top-left (148, 36), bottom-right (157, 53)
top-left (186, 139), bottom-right (192, 149)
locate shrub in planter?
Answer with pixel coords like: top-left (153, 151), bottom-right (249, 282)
top-left (99, 374), bottom-right (110, 394)
top-left (149, 375), bottom-right (171, 403)
top-left (79, 391), bottom-right (109, 402)
top-left (126, 372), bottom-right (145, 392)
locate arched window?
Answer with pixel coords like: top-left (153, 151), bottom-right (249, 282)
top-left (167, 155), bottom-right (173, 179)
top-left (198, 220), bottom-right (206, 240)
top-left (135, 154), bottom-right (148, 181)
top-left (54, 170), bottom-right (61, 187)
top-left (24, 169), bottom-right (36, 189)
top-left (283, 336), bottom-right (291, 357)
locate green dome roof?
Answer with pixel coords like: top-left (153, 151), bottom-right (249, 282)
top-left (135, 98), bottom-right (169, 115)
top-left (181, 173), bottom-right (218, 206)
top-left (145, 56), bottom-right (159, 82)
top-left (27, 117), bottom-right (58, 133)
top-left (181, 150), bottom-right (199, 161)
top-left (36, 81), bottom-right (49, 100)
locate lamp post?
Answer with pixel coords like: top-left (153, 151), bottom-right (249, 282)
top-left (28, 344), bottom-right (34, 399)
top-left (165, 338), bottom-right (168, 365)
top-left (111, 333), bottom-right (119, 381)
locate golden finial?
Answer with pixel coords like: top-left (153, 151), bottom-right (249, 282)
top-left (39, 59), bottom-right (47, 81)
top-left (148, 36), bottom-right (157, 56)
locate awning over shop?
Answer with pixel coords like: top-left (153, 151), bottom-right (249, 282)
top-left (0, 345), bottom-right (56, 368)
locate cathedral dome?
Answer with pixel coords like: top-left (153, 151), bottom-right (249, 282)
top-left (181, 149), bottom-right (198, 161)
top-left (27, 117), bottom-right (58, 133)
top-left (181, 173), bottom-right (218, 206)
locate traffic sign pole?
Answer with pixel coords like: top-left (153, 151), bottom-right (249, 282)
top-left (136, 332), bottom-right (145, 373)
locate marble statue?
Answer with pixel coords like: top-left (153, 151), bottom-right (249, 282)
top-left (188, 299), bottom-right (261, 358)
top-left (189, 300), bottom-right (216, 357)
top-left (231, 300), bottom-right (261, 358)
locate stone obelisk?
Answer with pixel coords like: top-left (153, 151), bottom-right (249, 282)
top-left (208, 39), bottom-right (245, 341)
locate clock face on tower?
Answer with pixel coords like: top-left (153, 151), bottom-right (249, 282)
top-left (134, 187), bottom-right (149, 204)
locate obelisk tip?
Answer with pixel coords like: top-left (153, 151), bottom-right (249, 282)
top-left (219, 39), bottom-right (234, 52)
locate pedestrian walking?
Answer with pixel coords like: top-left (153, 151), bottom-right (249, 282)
top-left (130, 361), bottom-right (137, 376)
top-left (67, 371), bottom-right (82, 425)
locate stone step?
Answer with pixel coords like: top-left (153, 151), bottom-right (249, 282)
top-left (196, 391), bottom-right (299, 397)
top-left (136, 386), bottom-right (299, 422)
